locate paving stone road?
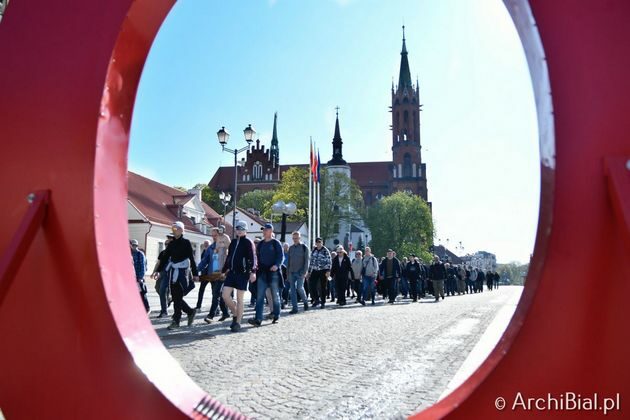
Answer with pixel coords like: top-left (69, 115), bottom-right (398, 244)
top-left (147, 283), bottom-right (523, 419)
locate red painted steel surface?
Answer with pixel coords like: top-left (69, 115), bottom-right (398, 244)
top-left (0, 190), bottom-right (50, 307)
top-left (0, 0), bottom-right (628, 419)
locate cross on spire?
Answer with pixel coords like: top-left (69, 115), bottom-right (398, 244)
top-left (335, 106), bottom-right (340, 117)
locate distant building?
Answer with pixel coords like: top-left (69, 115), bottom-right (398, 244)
top-left (127, 171), bottom-right (230, 273)
top-left (463, 251), bottom-right (497, 271)
top-left (431, 245), bottom-right (464, 264)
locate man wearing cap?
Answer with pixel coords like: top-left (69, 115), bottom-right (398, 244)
top-left (306, 237), bottom-right (332, 309)
top-left (379, 249), bottom-right (402, 304)
top-left (222, 220), bottom-right (257, 332)
top-left (156, 221), bottom-right (199, 330)
top-left (151, 234), bottom-right (174, 317)
top-left (130, 239), bottom-right (149, 313)
top-left (248, 223), bottom-right (284, 326)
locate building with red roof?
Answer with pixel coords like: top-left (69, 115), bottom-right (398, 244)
top-left (127, 171), bottom-right (232, 272)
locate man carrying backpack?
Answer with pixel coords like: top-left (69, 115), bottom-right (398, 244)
top-left (287, 231), bottom-right (310, 314)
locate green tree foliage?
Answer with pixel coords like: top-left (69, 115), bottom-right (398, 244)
top-left (319, 171), bottom-right (365, 242)
top-left (366, 191), bottom-right (433, 260)
top-left (238, 189), bottom-right (274, 214)
top-left (268, 167), bottom-right (310, 221)
top-left (497, 262), bottom-right (529, 285)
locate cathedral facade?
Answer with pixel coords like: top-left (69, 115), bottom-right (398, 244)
top-left (209, 28), bottom-right (429, 209)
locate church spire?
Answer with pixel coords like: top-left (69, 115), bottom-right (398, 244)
top-left (270, 112), bottom-right (279, 165)
top-left (398, 25), bottom-right (412, 92)
top-left (327, 107), bottom-right (347, 166)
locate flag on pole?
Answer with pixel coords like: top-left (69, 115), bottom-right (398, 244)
top-left (311, 145), bottom-right (318, 182)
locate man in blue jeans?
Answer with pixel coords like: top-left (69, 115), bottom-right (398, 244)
top-left (361, 247), bottom-right (379, 305)
top-left (286, 231), bottom-right (310, 314)
top-left (248, 223), bottom-right (284, 326)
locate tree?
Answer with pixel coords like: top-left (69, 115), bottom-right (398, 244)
top-left (268, 167), bottom-right (310, 221)
top-left (366, 191), bottom-right (433, 260)
top-left (319, 171), bottom-right (365, 242)
top-left (238, 189), bottom-right (274, 214)
top-left (497, 262), bottom-right (529, 285)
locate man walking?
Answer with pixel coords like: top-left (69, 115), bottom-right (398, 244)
top-left (287, 231), bottom-right (310, 314)
top-left (195, 240), bottom-right (212, 310)
top-left (197, 230), bottom-right (231, 323)
top-left (429, 255), bottom-right (446, 301)
top-left (151, 234), bottom-right (173, 317)
top-left (361, 247), bottom-right (379, 305)
top-left (306, 238), bottom-right (331, 309)
top-left (156, 221), bottom-right (199, 330)
top-left (351, 250), bottom-right (364, 304)
top-left (249, 223), bottom-right (284, 326)
top-left (379, 249), bottom-right (402, 304)
top-left (405, 255), bottom-right (422, 302)
top-left (130, 239), bottom-right (149, 313)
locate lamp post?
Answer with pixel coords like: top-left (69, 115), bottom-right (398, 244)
top-left (272, 200), bottom-right (297, 243)
top-left (217, 124), bottom-right (255, 238)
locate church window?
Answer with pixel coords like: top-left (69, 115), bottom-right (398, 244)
top-left (403, 153), bottom-right (412, 177)
top-left (403, 110), bottom-right (409, 124)
top-left (253, 162), bottom-right (263, 180)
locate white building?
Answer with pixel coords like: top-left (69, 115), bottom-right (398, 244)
top-left (127, 171), bottom-right (230, 274)
top-left (465, 251), bottom-right (497, 272)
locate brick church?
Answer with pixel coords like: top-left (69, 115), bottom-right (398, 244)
top-left (209, 27), bottom-right (429, 208)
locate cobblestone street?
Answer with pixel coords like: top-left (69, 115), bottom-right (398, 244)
top-left (148, 284), bottom-right (523, 419)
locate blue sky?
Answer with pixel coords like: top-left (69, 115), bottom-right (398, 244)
top-left (129, 0), bottom-right (540, 264)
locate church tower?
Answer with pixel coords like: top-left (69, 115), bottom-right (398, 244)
top-left (270, 112), bottom-right (280, 166)
top-left (390, 26), bottom-right (428, 201)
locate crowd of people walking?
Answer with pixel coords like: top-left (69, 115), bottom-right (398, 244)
top-left (135, 220), bottom-right (502, 333)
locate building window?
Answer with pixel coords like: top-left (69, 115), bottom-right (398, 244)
top-left (403, 110), bottom-right (409, 125)
top-left (253, 162), bottom-right (263, 180)
top-left (403, 153), bottom-right (412, 177)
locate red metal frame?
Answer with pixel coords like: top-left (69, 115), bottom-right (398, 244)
top-left (0, 190), bottom-right (50, 307)
top-left (0, 0), bottom-right (628, 418)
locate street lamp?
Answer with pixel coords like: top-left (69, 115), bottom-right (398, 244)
top-left (217, 124), bottom-right (255, 238)
top-left (272, 200), bottom-right (297, 243)
top-left (219, 191), bottom-right (232, 220)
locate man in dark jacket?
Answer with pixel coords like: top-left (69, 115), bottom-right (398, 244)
top-left (306, 238), bottom-right (332, 309)
top-left (429, 255), bottom-right (447, 302)
top-left (222, 220), bottom-right (257, 332)
top-left (131, 239), bottom-right (149, 313)
top-left (331, 245), bottom-right (354, 306)
top-left (476, 269), bottom-right (485, 293)
top-left (156, 221), bottom-right (199, 330)
top-left (405, 255), bottom-right (422, 302)
top-left (249, 223), bottom-right (284, 326)
top-left (379, 249), bottom-right (402, 304)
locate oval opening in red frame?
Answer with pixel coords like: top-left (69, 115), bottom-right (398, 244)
top-left (127, 0), bottom-right (539, 418)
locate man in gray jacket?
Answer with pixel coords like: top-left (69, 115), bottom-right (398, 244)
top-left (287, 231), bottom-right (310, 314)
